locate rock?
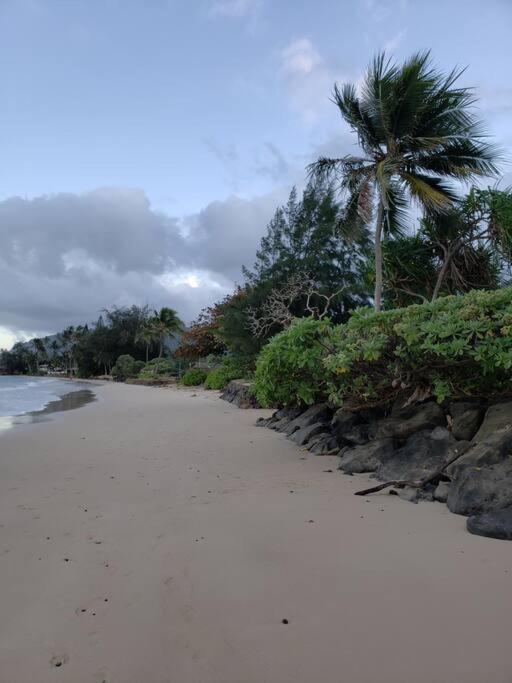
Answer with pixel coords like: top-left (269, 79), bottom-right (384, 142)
top-left (397, 486), bottom-right (420, 503)
top-left (449, 402), bottom-right (484, 441)
top-left (447, 461), bottom-right (512, 516)
top-left (467, 508), bottom-right (512, 540)
top-left (474, 402), bottom-right (512, 442)
top-left (330, 410), bottom-right (358, 443)
top-left (342, 424), bottom-right (369, 446)
top-left (274, 406), bottom-right (304, 421)
top-left (338, 439), bottom-right (394, 474)
top-left (375, 402), bottom-right (445, 440)
top-left (376, 428), bottom-right (451, 482)
top-left (291, 422), bottom-right (328, 447)
top-left (434, 481), bottom-right (451, 503)
top-left (284, 404), bottom-right (332, 436)
top-left (269, 417), bottom-right (293, 432)
top-left (309, 435), bottom-right (339, 455)
top-left (220, 381), bottom-right (259, 408)
top-left (449, 428), bottom-right (512, 476)
top-left (255, 417), bottom-right (270, 427)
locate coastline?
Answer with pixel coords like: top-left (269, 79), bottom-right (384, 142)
top-left (1, 382), bottom-right (511, 682)
top-left (0, 377), bottom-right (97, 433)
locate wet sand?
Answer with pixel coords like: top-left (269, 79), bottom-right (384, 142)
top-left (0, 382), bottom-right (511, 683)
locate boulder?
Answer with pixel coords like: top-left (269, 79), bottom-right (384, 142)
top-left (447, 460), bottom-right (512, 516)
top-left (467, 508), bottom-right (512, 540)
top-left (220, 381), bottom-right (259, 408)
top-left (448, 427), bottom-right (512, 476)
top-left (338, 439), bottom-right (394, 474)
top-left (309, 435), bottom-right (339, 455)
top-left (330, 410), bottom-right (358, 443)
top-left (291, 422), bottom-right (328, 447)
top-left (284, 404), bottom-right (332, 436)
top-left (449, 401), bottom-right (484, 441)
top-left (474, 402), bottom-right (512, 442)
top-left (434, 481), bottom-right (451, 503)
top-left (274, 406), bottom-right (304, 421)
top-left (342, 424), bottom-right (369, 446)
top-left (375, 402), bottom-right (445, 440)
top-left (376, 428), bottom-right (451, 482)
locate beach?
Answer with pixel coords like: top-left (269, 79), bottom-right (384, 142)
top-left (0, 382), bottom-right (511, 683)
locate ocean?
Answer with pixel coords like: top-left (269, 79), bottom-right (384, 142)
top-left (0, 376), bottom-right (84, 418)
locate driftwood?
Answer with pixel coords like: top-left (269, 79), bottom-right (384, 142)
top-left (354, 446), bottom-right (467, 497)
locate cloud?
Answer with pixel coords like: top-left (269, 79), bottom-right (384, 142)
top-left (279, 38), bottom-right (349, 123)
top-left (0, 185), bottom-right (286, 343)
top-left (207, 0), bottom-right (261, 18)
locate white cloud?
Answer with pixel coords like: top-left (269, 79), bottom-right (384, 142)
top-left (279, 38), bottom-right (350, 123)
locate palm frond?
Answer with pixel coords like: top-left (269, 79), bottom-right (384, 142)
top-left (402, 172), bottom-right (458, 212)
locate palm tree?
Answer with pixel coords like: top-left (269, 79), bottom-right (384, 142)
top-left (135, 324), bottom-right (155, 363)
top-left (308, 51), bottom-right (500, 311)
top-left (150, 307), bottom-right (183, 358)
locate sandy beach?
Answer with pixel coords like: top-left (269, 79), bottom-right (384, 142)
top-left (0, 382), bottom-right (511, 683)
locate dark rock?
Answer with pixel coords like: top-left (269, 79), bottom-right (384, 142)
top-left (343, 424), bottom-right (369, 446)
top-left (269, 417), bottom-right (293, 432)
top-left (434, 481), bottom-right (450, 503)
top-left (284, 404), bottom-right (332, 436)
top-left (339, 439), bottom-right (394, 474)
top-left (449, 402), bottom-right (484, 441)
top-left (474, 402), bottom-right (512, 442)
top-left (274, 406), bottom-right (304, 421)
top-left (309, 435), bottom-right (339, 455)
top-left (449, 428), bottom-right (512, 476)
top-left (467, 508), bottom-right (512, 540)
top-left (255, 417), bottom-right (270, 427)
top-left (397, 486), bottom-right (420, 503)
top-left (220, 381), bottom-right (259, 409)
top-left (291, 422), bottom-right (328, 447)
top-left (329, 410), bottom-right (358, 443)
top-left (376, 428), bottom-right (451, 482)
top-left (447, 460), bottom-right (512, 516)
top-left (375, 401), bottom-right (445, 440)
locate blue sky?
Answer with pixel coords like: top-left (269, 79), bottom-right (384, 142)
top-left (1, 0), bottom-right (511, 346)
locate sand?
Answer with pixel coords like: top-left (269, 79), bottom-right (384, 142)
top-left (0, 382), bottom-right (511, 683)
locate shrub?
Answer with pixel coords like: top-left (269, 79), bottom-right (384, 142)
top-left (112, 354), bottom-right (141, 381)
top-left (253, 317), bottom-right (333, 407)
top-left (181, 368), bottom-right (207, 386)
top-left (139, 358), bottom-right (177, 379)
top-left (204, 356), bottom-right (252, 390)
top-left (325, 287), bottom-right (512, 407)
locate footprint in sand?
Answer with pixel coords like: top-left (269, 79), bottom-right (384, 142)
top-left (50, 653), bottom-right (69, 668)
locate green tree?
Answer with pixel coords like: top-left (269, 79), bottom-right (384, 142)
top-left (149, 307), bottom-right (183, 358)
top-left (308, 51), bottom-right (500, 311)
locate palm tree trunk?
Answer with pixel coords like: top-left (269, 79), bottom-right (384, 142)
top-left (374, 200), bottom-right (384, 313)
top-left (159, 341), bottom-right (163, 358)
top-left (146, 344), bottom-right (149, 363)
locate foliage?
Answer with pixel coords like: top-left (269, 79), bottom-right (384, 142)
top-left (325, 287), bottom-right (512, 407)
top-left (181, 368), bottom-right (207, 386)
top-left (203, 356), bottom-right (249, 390)
top-left (253, 317), bottom-right (333, 407)
top-left (174, 305), bottom-right (226, 360)
top-left (112, 354), bottom-right (142, 381)
top-left (308, 51), bottom-right (501, 311)
top-left (138, 358), bottom-right (177, 379)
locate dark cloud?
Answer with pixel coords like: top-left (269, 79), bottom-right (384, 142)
top-left (0, 185), bottom-right (285, 339)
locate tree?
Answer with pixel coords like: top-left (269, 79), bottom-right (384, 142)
top-left (148, 307), bottom-right (183, 358)
top-left (135, 324), bottom-right (155, 363)
top-left (308, 51), bottom-right (500, 311)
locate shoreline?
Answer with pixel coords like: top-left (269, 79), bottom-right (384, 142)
top-left (0, 377), bottom-right (97, 434)
top-left (1, 383), bottom-right (511, 682)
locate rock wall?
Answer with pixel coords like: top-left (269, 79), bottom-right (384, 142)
top-left (257, 399), bottom-right (512, 539)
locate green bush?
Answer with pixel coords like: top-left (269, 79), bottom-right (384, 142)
top-left (181, 368), bottom-right (207, 386)
top-left (138, 358), bottom-right (177, 379)
top-left (325, 287), bottom-right (512, 407)
top-left (204, 356), bottom-right (250, 390)
top-left (253, 317), bottom-right (333, 407)
top-left (112, 354), bottom-right (141, 381)
top-left (253, 288), bottom-right (512, 409)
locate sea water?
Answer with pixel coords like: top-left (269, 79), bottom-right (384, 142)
top-left (0, 376), bottom-right (79, 418)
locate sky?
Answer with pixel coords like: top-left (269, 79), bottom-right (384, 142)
top-left (1, 0), bottom-right (511, 348)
